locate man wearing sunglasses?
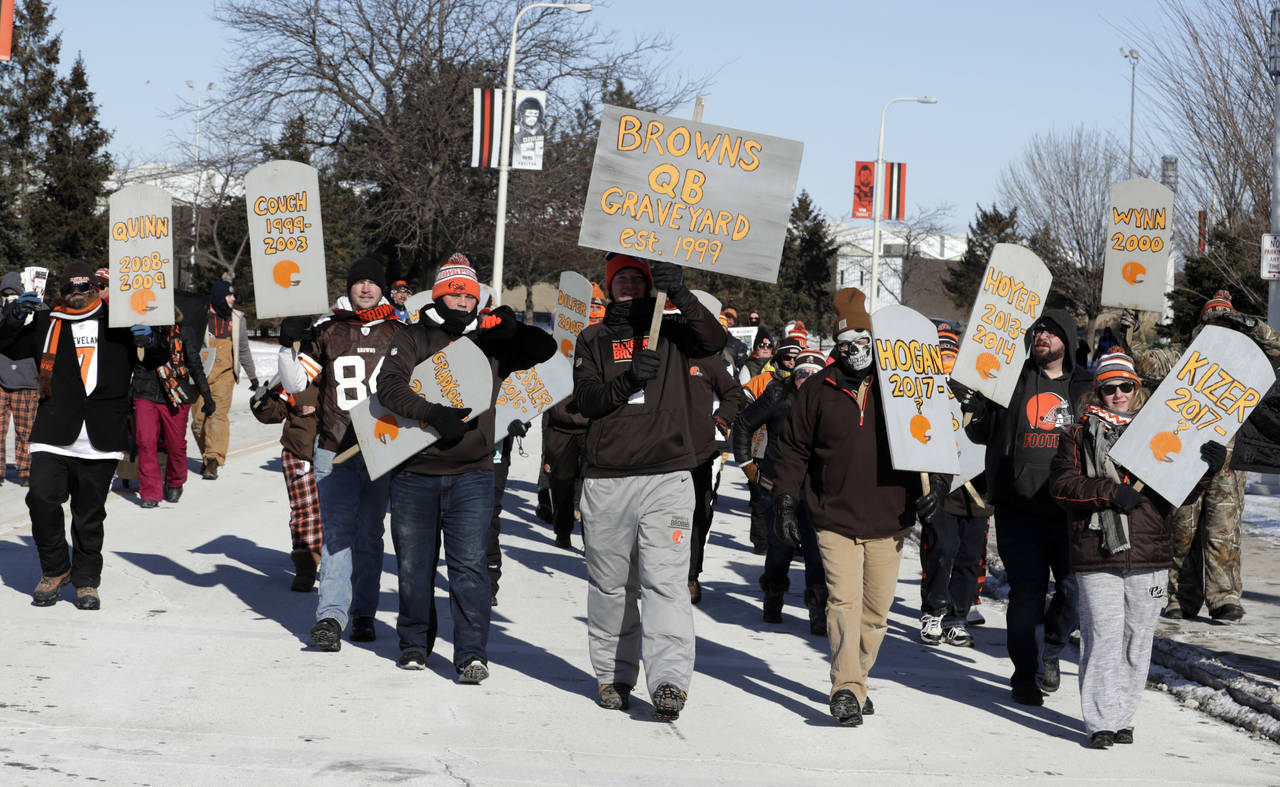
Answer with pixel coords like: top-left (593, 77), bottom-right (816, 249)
top-left (0, 262), bottom-right (165, 610)
top-left (962, 308), bottom-right (1093, 706)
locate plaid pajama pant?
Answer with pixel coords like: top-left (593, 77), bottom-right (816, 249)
top-left (0, 387), bottom-right (39, 483)
top-left (282, 448), bottom-right (322, 551)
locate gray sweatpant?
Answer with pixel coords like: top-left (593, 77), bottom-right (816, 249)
top-left (1076, 568), bottom-right (1167, 734)
top-left (582, 471), bottom-right (695, 696)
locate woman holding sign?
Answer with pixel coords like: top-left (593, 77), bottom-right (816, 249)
top-left (1049, 351), bottom-right (1225, 749)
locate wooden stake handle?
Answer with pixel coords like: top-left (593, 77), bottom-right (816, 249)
top-left (647, 290), bottom-right (666, 347)
top-left (333, 445), bottom-right (361, 465)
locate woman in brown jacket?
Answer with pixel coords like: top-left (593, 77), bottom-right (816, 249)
top-left (1049, 350), bottom-right (1225, 749)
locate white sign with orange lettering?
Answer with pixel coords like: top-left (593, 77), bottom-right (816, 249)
top-left (349, 337), bottom-right (494, 481)
top-left (871, 304), bottom-right (959, 474)
top-left (493, 352), bottom-right (573, 436)
top-left (1110, 326), bottom-right (1274, 506)
top-left (946, 386), bottom-right (986, 491)
top-left (245, 160), bottom-right (328, 319)
top-left (950, 244), bottom-right (1051, 408)
top-left (552, 271), bottom-right (592, 357)
top-left (108, 184), bottom-right (175, 328)
top-left (1100, 178), bottom-right (1175, 312)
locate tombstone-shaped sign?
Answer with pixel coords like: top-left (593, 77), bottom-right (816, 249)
top-left (493, 352), bottom-right (574, 436)
top-left (552, 271), bottom-right (592, 357)
top-left (349, 338), bottom-right (494, 480)
top-left (691, 289), bottom-right (721, 317)
top-left (579, 104), bottom-right (804, 284)
top-left (245, 160), bottom-right (328, 319)
top-left (1100, 178), bottom-right (1175, 313)
top-left (108, 184), bottom-right (176, 328)
top-left (20, 266), bottom-right (48, 299)
top-left (950, 244), bottom-right (1051, 407)
top-left (946, 386), bottom-right (986, 492)
top-left (1110, 326), bottom-right (1275, 506)
top-left (871, 304), bottom-right (959, 474)
top-left (404, 290), bottom-right (433, 324)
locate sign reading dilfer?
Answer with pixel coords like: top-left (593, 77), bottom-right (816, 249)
top-left (245, 160), bottom-right (329, 319)
top-left (108, 184), bottom-right (175, 328)
top-left (579, 104), bottom-right (803, 283)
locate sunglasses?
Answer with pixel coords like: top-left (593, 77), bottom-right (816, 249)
top-left (1098, 381), bottom-right (1136, 396)
top-left (60, 281), bottom-right (95, 294)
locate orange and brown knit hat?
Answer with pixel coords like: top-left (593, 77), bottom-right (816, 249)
top-left (431, 253), bottom-right (480, 301)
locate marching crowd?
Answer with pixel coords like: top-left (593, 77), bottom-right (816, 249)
top-left (2, 254), bottom-right (1275, 746)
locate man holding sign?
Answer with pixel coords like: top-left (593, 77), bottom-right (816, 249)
top-left (376, 256), bottom-right (555, 679)
top-left (574, 252), bottom-right (726, 721)
top-left (1, 262), bottom-right (166, 610)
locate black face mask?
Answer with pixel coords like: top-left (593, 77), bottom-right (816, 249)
top-left (436, 303), bottom-right (476, 335)
top-left (604, 297), bottom-right (654, 330)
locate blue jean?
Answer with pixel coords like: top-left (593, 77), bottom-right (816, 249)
top-left (314, 447), bottom-right (391, 630)
top-left (389, 469), bottom-right (494, 669)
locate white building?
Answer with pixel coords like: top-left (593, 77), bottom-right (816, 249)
top-left (828, 221), bottom-right (968, 319)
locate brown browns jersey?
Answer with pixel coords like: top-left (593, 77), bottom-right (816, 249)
top-left (312, 314), bottom-right (401, 452)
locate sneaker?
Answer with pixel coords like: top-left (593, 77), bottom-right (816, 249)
top-left (652, 682), bottom-right (687, 722)
top-left (1161, 606), bottom-right (1184, 620)
top-left (397, 649), bottom-right (427, 670)
top-left (458, 658), bottom-right (489, 684)
top-left (1039, 658), bottom-right (1061, 693)
top-left (966, 606), bottom-right (986, 626)
top-left (310, 617), bottom-right (342, 652)
top-left (350, 616), bottom-right (376, 642)
top-left (1210, 603), bottom-right (1245, 623)
top-left (688, 579), bottom-right (702, 605)
top-left (1114, 727), bottom-right (1134, 744)
top-left (597, 683), bottom-right (632, 711)
top-left (163, 485), bottom-right (183, 503)
top-left (139, 499), bottom-right (159, 509)
top-left (1011, 684), bottom-right (1044, 706)
top-left (943, 625), bottom-right (974, 647)
top-left (201, 459), bottom-right (219, 480)
top-left (1089, 730), bottom-right (1115, 749)
top-left (919, 612), bottom-right (943, 645)
top-left (829, 689), bottom-right (862, 727)
top-left (32, 572), bottom-right (71, 606)
top-left (75, 586), bottom-right (100, 610)
top-left (861, 696), bottom-right (874, 716)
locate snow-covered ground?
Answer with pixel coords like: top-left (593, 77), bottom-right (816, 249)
top-left (1243, 490), bottom-right (1280, 545)
top-left (1, 341), bottom-right (1278, 783)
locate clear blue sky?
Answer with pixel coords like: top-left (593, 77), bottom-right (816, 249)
top-left (50, 0), bottom-right (1169, 233)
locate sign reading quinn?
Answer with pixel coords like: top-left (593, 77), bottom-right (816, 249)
top-left (579, 105), bottom-right (803, 283)
top-left (245, 160), bottom-right (329, 319)
top-left (871, 304), bottom-right (959, 474)
top-left (1100, 178), bottom-right (1175, 312)
top-left (1110, 326), bottom-right (1275, 506)
top-left (108, 184), bottom-right (175, 328)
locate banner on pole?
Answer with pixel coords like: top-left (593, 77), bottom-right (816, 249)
top-left (881, 162), bottom-right (905, 221)
top-left (1110, 326), bottom-right (1275, 506)
top-left (1100, 178), bottom-right (1175, 312)
top-left (552, 271), bottom-right (592, 357)
top-left (244, 160), bottom-right (329, 320)
top-left (852, 160), bottom-right (875, 219)
top-left (579, 104), bottom-right (803, 283)
top-left (511, 90), bottom-right (547, 171)
top-left (0, 0), bottom-right (13, 62)
top-left (871, 304), bottom-right (959, 474)
top-left (472, 88), bottom-right (503, 168)
top-left (949, 244), bottom-right (1052, 408)
top-left (108, 184), bottom-right (176, 328)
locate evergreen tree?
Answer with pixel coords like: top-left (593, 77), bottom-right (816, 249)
top-left (944, 203), bottom-right (1018, 310)
top-left (28, 55), bottom-right (112, 267)
top-left (1165, 224), bottom-right (1266, 339)
top-left (778, 191), bottom-right (839, 337)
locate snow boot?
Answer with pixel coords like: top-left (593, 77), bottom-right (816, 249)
top-left (597, 683), bottom-right (632, 711)
top-left (760, 575), bottom-right (788, 624)
top-left (803, 585), bottom-right (828, 636)
top-left (652, 683), bottom-right (686, 722)
top-left (830, 689), bottom-right (862, 727)
top-left (290, 549), bottom-right (320, 592)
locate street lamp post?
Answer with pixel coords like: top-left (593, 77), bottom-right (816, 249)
top-left (869, 96), bottom-right (937, 313)
top-left (1254, 5), bottom-right (1280, 493)
top-left (186, 80), bottom-right (215, 290)
top-left (490, 2), bottom-right (592, 307)
top-left (1121, 48), bottom-right (1139, 179)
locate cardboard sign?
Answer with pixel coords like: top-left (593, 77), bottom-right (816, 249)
top-left (871, 304), bottom-right (959, 474)
top-left (199, 346), bottom-right (217, 378)
top-left (245, 160), bottom-right (328, 319)
top-left (691, 289), bottom-right (721, 317)
top-left (552, 271), bottom-right (592, 357)
top-left (349, 337), bottom-right (494, 481)
top-left (729, 326), bottom-right (758, 350)
top-left (950, 244), bottom-right (1051, 408)
top-left (578, 104), bottom-right (803, 283)
top-left (20, 266), bottom-right (47, 298)
top-left (1100, 178), bottom-right (1175, 312)
top-left (1110, 326), bottom-right (1275, 506)
top-left (107, 184), bottom-right (176, 328)
top-left (493, 352), bottom-right (573, 436)
top-left (946, 389), bottom-right (985, 492)
top-left (404, 290), bottom-right (432, 323)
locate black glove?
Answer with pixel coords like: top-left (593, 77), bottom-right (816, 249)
top-left (913, 474), bottom-right (948, 525)
top-left (201, 398), bottom-right (217, 416)
top-left (508, 419), bottom-right (530, 438)
top-left (130, 324), bottom-right (154, 348)
top-left (773, 493), bottom-right (801, 548)
top-left (480, 305), bottom-right (519, 342)
top-left (278, 316), bottom-right (313, 347)
top-left (1201, 440), bottom-right (1227, 475)
top-left (248, 377), bottom-right (261, 392)
top-left (649, 260), bottom-right (685, 294)
top-left (425, 403), bottom-right (473, 443)
top-left (626, 348), bottom-right (661, 385)
top-left (957, 386), bottom-right (985, 415)
top-left (9, 291), bottom-right (40, 320)
top-left (1113, 483), bottom-right (1144, 512)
